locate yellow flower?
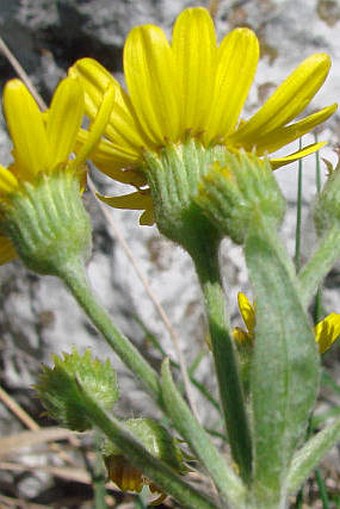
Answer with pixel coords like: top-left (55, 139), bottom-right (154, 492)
top-left (104, 454), bottom-right (166, 505)
top-left (233, 292), bottom-right (340, 354)
top-left (314, 313), bottom-right (340, 354)
top-left (0, 76), bottom-right (114, 265)
top-left (233, 292), bottom-right (256, 345)
top-left (70, 7), bottom-right (336, 225)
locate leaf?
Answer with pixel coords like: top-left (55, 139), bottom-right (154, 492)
top-left (287, 417), bottom-right (340, 494)
top-left (245, 216), bottom-right (320, 502)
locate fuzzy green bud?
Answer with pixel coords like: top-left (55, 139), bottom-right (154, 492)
top-left (195, 151), bottom-right (286, 244)
top-left (35, 348), bottom-right (119, 431)
top-left (1, 171), bottom-right (92, 275)
top-left (143, 140), bottom-right (227, 255)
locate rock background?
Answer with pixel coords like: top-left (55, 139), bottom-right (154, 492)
top-left (0, 0), bottom-right (339, 506)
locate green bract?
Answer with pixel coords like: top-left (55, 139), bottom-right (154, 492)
top-left (1, 173), bottom-right (92, 276)
top-left (196, 152), bottom-right (285, 244)
top-left (35, 348), bottom-right (119, 431)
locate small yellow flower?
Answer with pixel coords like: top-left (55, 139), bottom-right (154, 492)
top-left (70, 7), bottom-right (336, 225)
top-left (0, 76), bottom-right (114, 266)
top-left (105, 454), bottom-right (167, 505)
top-left (314, 313), bottom-right (340, 354)
top-left (233, 292), bottom-right (340, 354)
top-left (233, 292), bottom-right (256, 345)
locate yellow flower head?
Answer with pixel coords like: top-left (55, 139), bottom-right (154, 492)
top-left (0, 76), bottom-right (114, 267)
top-left (70, 7), bottom-right (336, 225)
top-left (233, 292), bottom-right (340, 354)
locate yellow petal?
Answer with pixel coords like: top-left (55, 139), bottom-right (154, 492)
top-left (230, 53), bottom-right (331, 145)
top-left (79, 131), bottom-right (144, 184)
top-left (73, 83), bottom-right (115, 167)
top-left (315, 313), bottom-right (340, 354)
top-left (246, 104), bottom-right (337, 154)
top-left (98, 190), bottom-right (153, 211)
top-left (237, 292), bottom-right (256, 333)
top-left (0, 165), bottom-right (18, 194)
top-left (233, 327), bottom-right (251, 344)
top-left (270, 141), bottom-right (326, 170)
top-left (0, 235), bottom-right (17, 264)
top-left (71, 58), bottom-right (150, 152)
top-left (46, 76), bottom-right (84, 170)
top-left (124, 24), bottom-right (180, 144)
top-left (3, 79), bottom-right (49, 179)
top-left (205, 28), bottom-right (259, 143)
top-left (172, 7), bottom-right (217, 136)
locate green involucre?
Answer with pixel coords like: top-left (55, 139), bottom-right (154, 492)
top-left (35, 347), bottom-right (119, 431)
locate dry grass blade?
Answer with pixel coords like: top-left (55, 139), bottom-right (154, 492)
top-left (208, 0), bottom-right (221, 18)
top-left (0, 384), bottom-right (79, 465)
top-left (0, 385), bottom-right (39, 431)
top-left (0, 460), bottom-right (91, 484)
top-left (0, 37), bottom-right (46, 110)
top-left (0, 427), bottom-right (77, 458)
top-left (0, 494), bottom-right (52, 508)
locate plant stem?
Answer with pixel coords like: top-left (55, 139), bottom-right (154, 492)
top-left (58, 260), bottom-right (162, 404)
top-left (192, 236), bottom-right (252, 484)
top-left (80, 432), bottom-right (108, 509)
top-left (77, 380), bottom-right (218, 509)
top-left (294, 139), bottom-right (303, 272)
top-left (161, 358), bottom-right (246, 508)
top-left (315, 468), bottom-right (330, 509)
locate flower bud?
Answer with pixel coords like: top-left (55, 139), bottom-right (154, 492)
top-left (103, 417), bottom-right (185, 503)
top-left (35, 348), bottom-right (119, 431)
top-left (196, 151), bottom-right (286, 244)
top-left (1, 172), bottom-right (92, 276)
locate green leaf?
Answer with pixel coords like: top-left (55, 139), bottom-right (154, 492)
top-left (161, 358), bottom-right (246, 508)
top-left (287, 417), bottom-right (340, 494)
top-left (298, 225), bottom-right (340, 308)
top-left (245, 217), bottom-right (320, 503)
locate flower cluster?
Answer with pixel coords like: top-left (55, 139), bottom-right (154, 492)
top-left (0, 76), bottom-right (114, 273)
top-left (70, 7), bottom-right (336, 225)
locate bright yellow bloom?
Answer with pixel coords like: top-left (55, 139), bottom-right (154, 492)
top-left (233, 292), bottom-right (340, 354)
top-left (0, 76), bottom-right (114, 265)
top-left (70, 7), bottom-right (336, 224)
top-left (104, 454), bottom-right (166, 505)
top-left (314, 313), bottom-right (340, 354)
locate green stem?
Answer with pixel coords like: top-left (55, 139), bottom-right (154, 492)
top-left (315, 469), bottom-right (330, 509)
top-left (57, 260), bottom-right (162, 404)
top-left (192, 234), bottom-right (252, 484)
top-left (298, 225), bottom-right (340, 308)
top-left (77, 380), bottom-right (218, 509)
top-left (80, 434), bottom-right (108, 509)
top-left (294, 139), bottom-right (303, 272)
top-left (161, 358), bottom-right (246, 508)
